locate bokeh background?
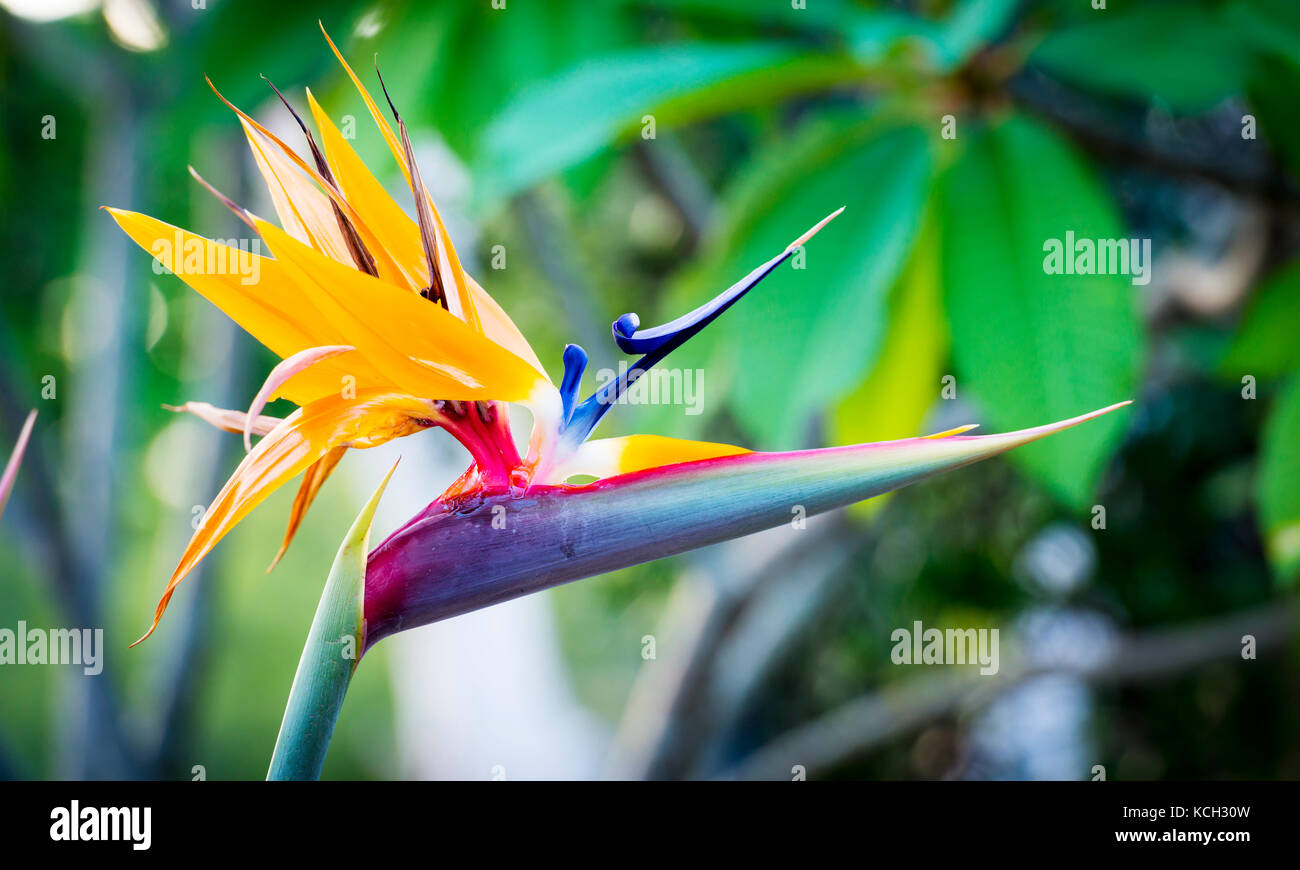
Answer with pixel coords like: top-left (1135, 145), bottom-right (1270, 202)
top-left (2, 0), bottom-right (1299, 780)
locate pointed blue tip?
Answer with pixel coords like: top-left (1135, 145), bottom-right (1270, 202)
top-left (609, 239), bottom-right (800, 357)
top-left (563, 210), bottom-right (841, 449)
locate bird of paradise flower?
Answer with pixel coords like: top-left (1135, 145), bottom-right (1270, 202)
top-left (107, 26), bottom-right (1128, 777)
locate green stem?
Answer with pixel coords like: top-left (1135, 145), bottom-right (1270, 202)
top-left (267, 461), bottom-right (397, 781)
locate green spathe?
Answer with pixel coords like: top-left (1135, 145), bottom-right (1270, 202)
top-left (266, 459), bottom-right (398, 781)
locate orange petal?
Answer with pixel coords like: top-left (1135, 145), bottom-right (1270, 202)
top-left (243, 345), bottom-right (355, 451)
top-left (316, 29), bottom-right (546, 367)
top-left (923, 424), bottom-right (980, 439)
top-left (464, 274), bottom-right (548, 379)
top-left (105, 208), bottom-right (391, 404)
top-left (164, 401), bottom-right (282, 437)
top-left (388, 107), bottom-right (481, 330)
top-left (305, 88), bottom-right (427, 289)
top-left (284, 96), bottom-right (548, 379)
top-left (134, 389), bottom-right (437, 645)
top-left (318, 27), bottom-right (480, 328)
top-left (206, 77), bottom-right (410, 287)
top-left (428, 203), bottom-right (480, 333)
top-left (550, 434), bottom-right (751, 482)
top-left (239, 117), bottom-right (353, 263)
top-left (255, 217), bottom-right (546, 401)
top-left (320, 23), bottom-right (409, 186)
top-left (267, 445), bottom-right (347, 572)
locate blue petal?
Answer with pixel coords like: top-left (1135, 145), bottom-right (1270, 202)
top-left (559, 344), bottom-right (588, 424)
top-left (560, 209), bottom-right (844, 448)
top-left (611, 249), bottom-right (790, 355)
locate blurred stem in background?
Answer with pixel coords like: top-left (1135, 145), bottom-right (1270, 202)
top-left (9, 14), bottom-right (142, 778)
top-left (512, 190), bottom-right (610, 367)
top-left (1, 4), bottom-right (254, 778)
top-left (632, 135), bottom-right (715, 247)
top-left (609, 514), bottom-right (862, 778)
top-left (722, 598), bottom-right (1300, 780)
top-left (146, 146), bottom-right (251, 777)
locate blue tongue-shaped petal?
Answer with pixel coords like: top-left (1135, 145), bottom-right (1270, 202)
top-left (613, 206), bottom-right (844, 356)
top-left (559, 344), bottom-right (588, 425)
top-left (561, 207), bottom-right (844, 449)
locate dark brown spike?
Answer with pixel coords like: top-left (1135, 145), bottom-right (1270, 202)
top-left (187, 166), bottom-right (257, 231)
top-left (261, 76), bottom-right (333, 182)
top-left (375, 60), bottom-right (447, 308)
top-left (374, 56), bottom-right (403, 123)
top-left (330, 196), bottom-right (380, 276)
top-left (336, 209), bottom-right (380, 277)
top-left (261, 75), bottom-right (379, 277)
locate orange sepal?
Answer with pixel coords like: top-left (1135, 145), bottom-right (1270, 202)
top-left (267, 445), bottom-right (348, 573)
top-left (133, 390), bottom-right (437, 645)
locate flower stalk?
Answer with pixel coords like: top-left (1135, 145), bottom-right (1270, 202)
top-left (267, 461), bottom-right (396, 781)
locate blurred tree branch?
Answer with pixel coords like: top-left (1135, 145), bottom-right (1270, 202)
top-left (0, 361), bottom-right (89, 628)
top-left (633, 136), bottom-right (715, 248)
top-left (1010, 69), bottom-right (1300, 214)
top-left (4, 16), bottom-right (146, 779)
top-left (722, 599), bottom-right (1298, 780)
top-left (512, 190), bottom-right (611, 368)
top-left (609, 513), bottom-right (864, 779)
top-left (146, 146), bottom-right (257, 778)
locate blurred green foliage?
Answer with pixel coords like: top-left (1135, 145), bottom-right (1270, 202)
top-left (940, 115), bottom-right (1139, 507)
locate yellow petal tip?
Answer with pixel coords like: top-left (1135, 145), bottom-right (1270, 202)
top-left (924, 423), bottom-right (980, 439)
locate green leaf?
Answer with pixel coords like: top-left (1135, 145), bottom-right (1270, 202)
top-left (939, 115), bottom-right (1140, 508)
top-left (1245, 54), bottom-right (1300, 176)
top-left (831, 217), bottom-right (948, 518)
top-left (1031, 5), bottom-right (1251, 111)
top-left (414, 0), bottom-right (633, 157)
top-left (846, 0), bottom-right (1020, 71)
top-left (698, 119), bottom-right (933, 448)
top-left (620, 0), bottom-right (859, 30)
top-left (1221, 260), bottom-right (1300, 380)
top-left (1231, 0), bottom-right (1300, 175)
top-left (266, 460), bottom-right (398, 781)
top-left (318, 1), bottom-right (632, 179)
top-left (197, 0), bottom-right (359, 111)
top-left (1226, 0), bottom-right (1300, 68)
top-left (475, 42), bottom-right (861, 202)
top-left (919, 0), bottom-right (1022, 70)
top-left (1258, 376), bottom-right (1300, 584)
